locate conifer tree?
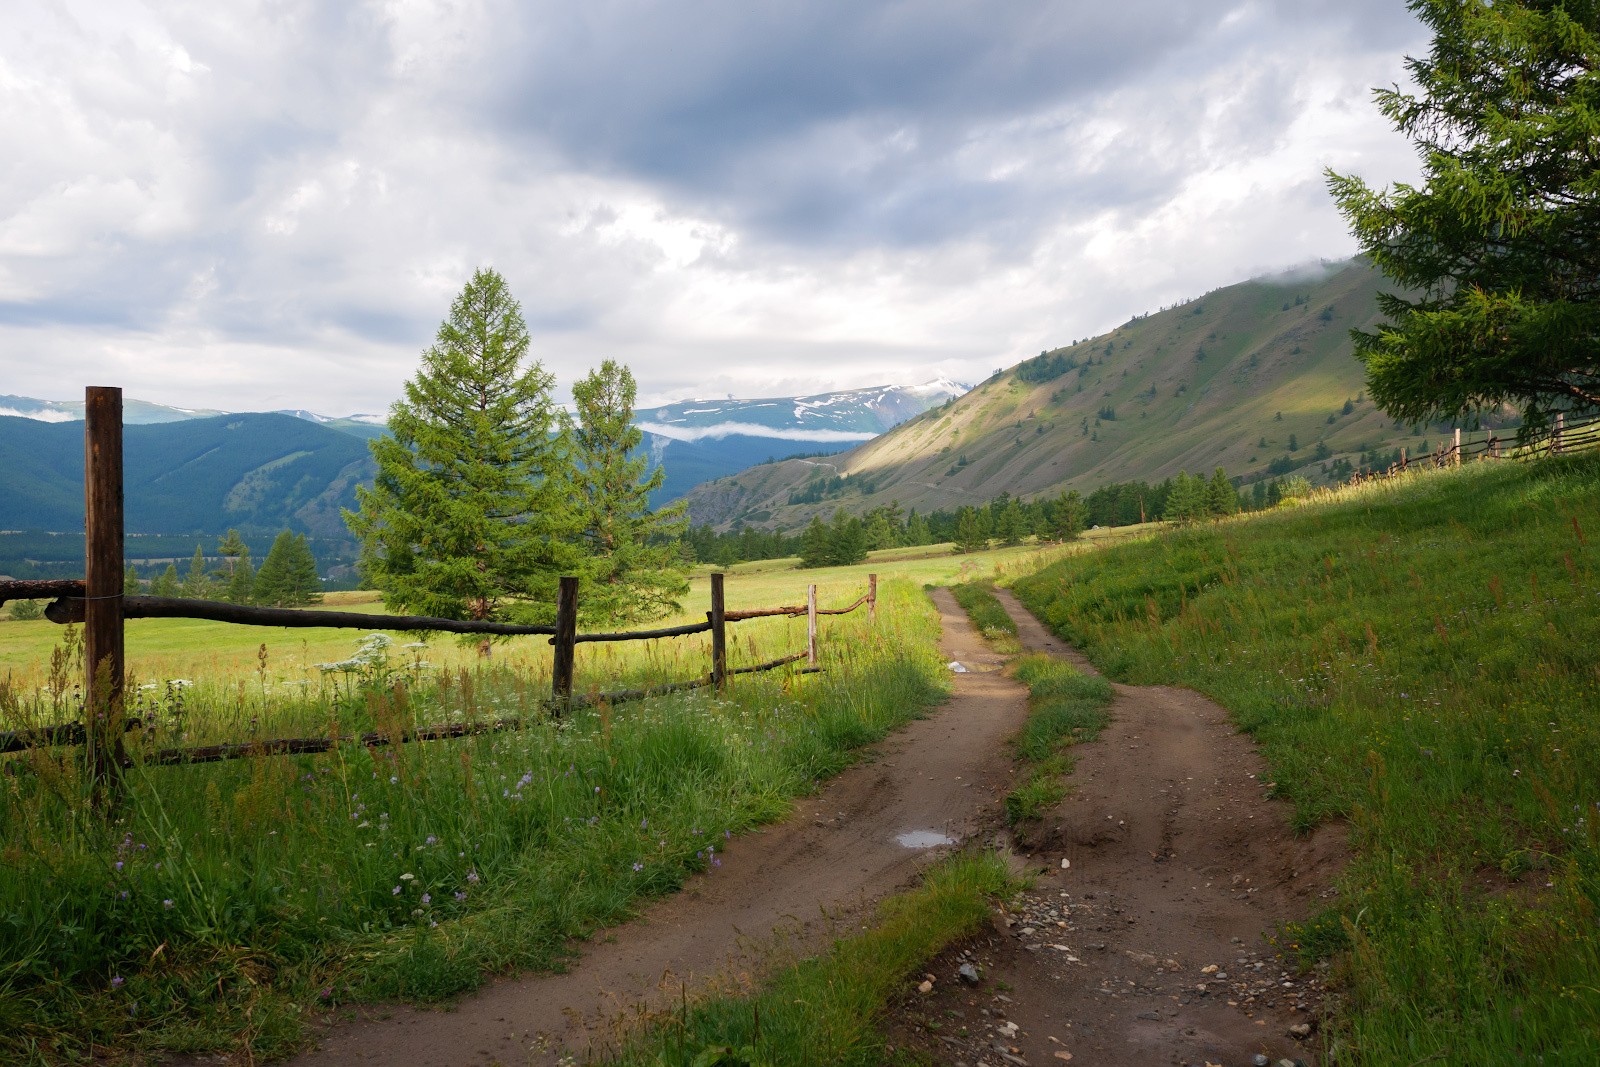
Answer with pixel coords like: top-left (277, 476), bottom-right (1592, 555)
top-left (1164, 473), bottom-right (1207, 524)
top-left (151, 563), bottom-right (180, 597)
top-left (226, 546), bottom-right (256, 605)
top-left (570, 360), bottom-right (689, 625)
top-left (346, 268), bottom-right (574, 642)
top-left (1047, 490), bottom-right (1087, 541)
top-left (254, 531), bottom-right (322, 607)
top-left (1205, 468), bottom-right (1239, 516)
top-left (829, 509), bottom-right (868, 566)
top-left (953, 507), bottom-right (989, 554)
top-left (799, 515), bottom-right (832, 568)
top-left (123, 565), bottom-right (142, 597)
top-left (905, 511), bottom-right (931, 547)
top-left (998, 500), bottom-right (1027, 546)
top-left (1329, 0), bottom-right (1600, 431)
top-left (181, 545), bottom-right (211, 599)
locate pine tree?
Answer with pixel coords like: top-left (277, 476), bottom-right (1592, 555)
top-left (953, 508), bottom-right (988, 554)
top-left (1047, 490), bottom-right (1087, 541)
top-left (123, 564), bottom-right (142, 597)
top-left (181, 545), bottom-right (212, 599)
top-left (864, 510), bottom-right (898, 551)
top-left (1164, 473), bottom-right (1207, 524)
top-left (1205, 468), bottom-right (1239, 517)
top-left (905, 511), bottom-right (931, 547)
top-left (345, 268), bottom-right (574, 643)
top-left (254, 531), bottom-right (322, 607)
top-left (998, 500), bottom-right (1027, 546)
top-left (151, 563), bottom-right (180, 597)
top-left (1328, 0), bottom-right (1600, 431)
top-left (829, 510), bottom-right (868, 566)
top-left (8, 598), bottom-right (42, 621)
top-left (570, 360), bottom-right (689, 625)
top-left (226, 546), bottom-right (256, 605)
top-left (799, 515), bottom-right (833, 568)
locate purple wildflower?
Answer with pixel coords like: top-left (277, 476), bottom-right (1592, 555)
top-left (454, 891), bottom-right (467, 902)
top-left (111, 976), bottom-right (124, 989)
top-left (421, 893), bottom-right (431, 905)
top-left (466, 869), bottom-right (480, 884)
top-left (632, 862), bottom-right (644, 872)
top-left (162, 899), bottom-right (173, 910)
top-left (392, 885), bottom-right (402, 895)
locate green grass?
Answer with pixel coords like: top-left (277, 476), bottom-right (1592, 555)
top-left (949, 582), bottom-right (1020, 654)
top-left (1011, 454), bottom-right (1600, 1064)
top-left (1002, 655), bottom-right (1113, 824)
top-left (598, 851), bottom-right (1013, 1067)
top-left (0, 579), bottom-right (949, 1064)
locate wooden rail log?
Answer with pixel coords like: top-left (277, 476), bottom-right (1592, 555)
top-left (0, 579), bottom-right (86, 607)
top-left (725, 593), bottom-right (868, 621)
top-left (569, 620), bottom-right (712, 643)
top-left (42, 595), bottom-right (559, 635)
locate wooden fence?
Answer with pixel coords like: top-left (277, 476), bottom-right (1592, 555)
top-left (0, 387), bottom-right (877, 793)
top-left (1345, 409), bottom-right (1600, 483)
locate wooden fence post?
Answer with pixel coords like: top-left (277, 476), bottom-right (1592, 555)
top-left (1400, 446), bottom-right (1407, 470)
top-left (551, 576), bottom-right (579, 708)
top-left (709, 572), bottom-right (727, 692)
top-left (1453, 427), bottom-right (1461, 466)
top-left (1490, 435), bottom-right (1501, 459)
top-left (867, 573), bottom-right (877, 625)
top-left (807, 584), bottom-right (818, 667)
top-left (84, 386), bottom-right (126, 806)
top-left (1554, 412), bottom-right (1565, 455)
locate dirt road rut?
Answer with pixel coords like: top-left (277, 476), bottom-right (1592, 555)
top-left (889, 589), bottom-right (1346, 1067)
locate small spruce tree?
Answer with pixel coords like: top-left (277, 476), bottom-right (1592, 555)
top-left (255, 531), bottom-right (322, 607)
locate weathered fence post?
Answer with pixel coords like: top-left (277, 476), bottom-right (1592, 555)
top-left (84, 386), bottom-right (126, 806)
top-left (1490, 435), bottom-right (1501, 459)
top-left (1453, 427), bottom-right (1461, 466)
top-left (1554, 413), bottom-right (1565, 455)
top-left (709, 572), bottom-right (727, 692)
top-left (551, 576), bottom-right (579, 707)
top-left (867, 573), bottom-right (877, 625)
top-left (806, 584), bottom-right (818, 667)
top-left (1401, 446), bottom-right (1407, 470)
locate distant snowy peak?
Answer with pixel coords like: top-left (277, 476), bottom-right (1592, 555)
top-left (0, 394), bottom-right (225, 425)
top-left (636, 379), bottom-right (967, 441)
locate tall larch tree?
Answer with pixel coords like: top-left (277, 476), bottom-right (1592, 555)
top-left (345, 268), bottom-right (575, 650)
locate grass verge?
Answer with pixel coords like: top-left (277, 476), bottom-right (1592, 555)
top-left (1011, 454), bottom-right (1600, 1064)
top-left (598, 851), bottom-right (1014, 1067)
top-left (0, 579), bottom-right (946, 1064)
top-left (949, 582), bottom-right (1020, 654)
top-left (1003, 655), bottom-right (1113, 824)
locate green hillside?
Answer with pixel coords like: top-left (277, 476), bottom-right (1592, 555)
top-left (684, 259), bottom-right (1486, 529)
top-left (0, 413), bottom-right (373, 540)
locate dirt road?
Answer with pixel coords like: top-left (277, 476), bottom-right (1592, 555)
top-left (286, 589), bottom-right (1029, 1066)
top-left (888, 589), bottom-right (1347, 1067)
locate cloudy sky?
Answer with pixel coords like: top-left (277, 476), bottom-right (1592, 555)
top-left (1, 0), bottom-right (1427, 415)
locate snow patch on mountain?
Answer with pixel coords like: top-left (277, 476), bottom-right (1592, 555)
top-left (637, 421), bottom-right (876, 443)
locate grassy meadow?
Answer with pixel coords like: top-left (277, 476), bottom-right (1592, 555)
top-left (1011, 453), bottom-right (1600, 1064)
top-left (0, 568), bottom-right (959, 1063)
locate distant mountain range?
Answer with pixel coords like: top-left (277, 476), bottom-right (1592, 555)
top-left (0, 380), bottom-right (967, 576)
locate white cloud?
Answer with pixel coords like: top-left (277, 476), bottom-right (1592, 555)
top-left (0, 0), bottom-right (1428, 414)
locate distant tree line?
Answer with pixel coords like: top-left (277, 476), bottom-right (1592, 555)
top-left (684, 463), bottom-right (1348, 568)
top-left (121, 528), bottom-right (324, 607)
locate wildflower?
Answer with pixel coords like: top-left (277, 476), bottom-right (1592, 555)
top-left (114, 861), bottom-right (123, 871)
top-left (454, 891), bottom-right (468, 902)
top-left (632, 862), bottom-right (644, 872)
top-left (421, 893), bottom-right (431, 905)
top-left (392, 886), bottom-right (402, 895)
top-left (400, 872), bottom-right (415, 881)
top-left (424, 835), bottom-right (438, 846)
top-left (466, 869), bottom-right (480, 884)
top-left (162, 899), bottom-right (173, 910)
top-left (111, 976), bottom-right (124, 989)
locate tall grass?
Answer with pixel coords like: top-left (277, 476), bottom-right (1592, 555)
top-left (0, 579), bottom-right (946, 1063)
top-left (600, 852), bottom-right (1013, 1067)
top-left (1011, 454), bottom-right (1600, 1064)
